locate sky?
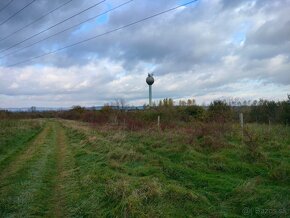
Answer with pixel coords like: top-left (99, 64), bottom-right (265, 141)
top-left (0, 0), bottom-right (289, 107)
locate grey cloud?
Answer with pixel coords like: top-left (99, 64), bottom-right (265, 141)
top-left (0, 0), bottom-right (289, 107)
top-left (246, 20), bottom-right (290, 46)
top-left (220, 0), bottom-right (253, 9)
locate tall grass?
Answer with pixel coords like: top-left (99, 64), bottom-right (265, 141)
top-left (59, 119), bottom-right (290, 217)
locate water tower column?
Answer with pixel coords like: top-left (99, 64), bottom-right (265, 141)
top-left (149, 84), bottom-right (152, 107)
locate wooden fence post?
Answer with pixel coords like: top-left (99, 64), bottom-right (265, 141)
top-left (240, 113), bottom-right (244, 143)
top-left (157, 115), bottom-right (160, 129)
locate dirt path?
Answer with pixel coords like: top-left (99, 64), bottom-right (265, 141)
top-left (51, 123), bottom-right (68, 217)
top-left (0, 120), bottom-right (80, 217)
top-left (0, 122), bottom-right (50, 182)
top-left (0, 121), bottom-right (56, 217)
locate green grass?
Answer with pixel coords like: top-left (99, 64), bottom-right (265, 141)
top-left (0, 121), bottom-right (58, 217)
top-left (59, 120), bottom-right (290, 217)
top-left (0, 119), bottom-right (289, 217)
top-left (0, 119), bottom-right (44, 170)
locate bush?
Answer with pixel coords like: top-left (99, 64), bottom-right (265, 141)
top-left (207, 100), bottom-right (232, 122)
top-left (184, 105), bottom-right (205, 120)
top-left (243, 128), bottom-right (263, 161)
top-left (0, 110), bottom-right (10, 119)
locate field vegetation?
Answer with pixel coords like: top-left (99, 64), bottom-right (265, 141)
top-left (0, 98), bottom-right (289, 217)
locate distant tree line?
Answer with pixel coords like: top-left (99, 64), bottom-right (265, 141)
top-left (147, 96), bottom-right (290, 124)
top-left (238, 99), bottom-right (290, 124)
top-left (1, 96), bottom-right (289, 125)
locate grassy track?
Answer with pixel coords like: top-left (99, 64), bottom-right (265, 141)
top-left (52, 123), bottom-right (67, 217)
top-left (0, 123), bottom-right (49, 182)
top-left (0, 119), bottom-right (44, 171)
top-left (0, 121), bottom-right (56, 216)
top-left (0, 119), bottom-right (289, 217)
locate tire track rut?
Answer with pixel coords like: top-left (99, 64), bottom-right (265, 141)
top-left (0, 123), bottom-right (50, 182)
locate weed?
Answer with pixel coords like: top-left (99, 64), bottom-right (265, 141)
top-left (108, 147), bottom-right (144, 163)
top-left (243, 128), bottom-right (264, 161)
top-left (269, 164), bottom-right (290, 184)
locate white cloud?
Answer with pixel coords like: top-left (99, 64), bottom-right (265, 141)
top-left (0, 0), bottom-right (289, 107)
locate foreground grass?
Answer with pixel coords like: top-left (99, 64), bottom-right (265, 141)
top-left (0, 119), bottom-right (44, 171)
top-left (60, 120), bottom-right (290, 217)
top-left (0, 119), bottom-right (289, 217)
top-left (0, 121), bottom-right (58, 216)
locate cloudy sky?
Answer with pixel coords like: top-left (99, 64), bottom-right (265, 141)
top-left (0, 0), bottom-right (289, 107)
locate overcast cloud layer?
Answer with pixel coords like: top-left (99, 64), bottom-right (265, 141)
top-left (0, 0), bottom-right (289, 107)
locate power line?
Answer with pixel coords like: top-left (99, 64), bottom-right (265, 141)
top-left (0, 0), bottom-right (37, 26)
top-left (0, 0), bottom-right (133, 59)
top-left (0, 0), bottom-right (74, 42)
top-left (0, 0), bottom-right (106, 53)
top-left (0, 0), bottom-right (14, 14)
top-left (6, 0), bottom-right (198, 67)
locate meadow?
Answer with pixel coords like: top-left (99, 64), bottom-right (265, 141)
top-left (0, 117), bottom-right (289, 217)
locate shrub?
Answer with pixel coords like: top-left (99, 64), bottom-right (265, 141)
top-left (243, 128), bottom-right (263, 161)
top-left (184, 105), bottom-right (205, 120)
top-left (188, 123), bottom-right (230, 151)
top-left (207, 100), bottom-right (232, 122)
top-left (0, 110), bottom-right (10, 119)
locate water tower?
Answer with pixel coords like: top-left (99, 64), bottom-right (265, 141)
top-left (146, 73), bottom-right (154, 107)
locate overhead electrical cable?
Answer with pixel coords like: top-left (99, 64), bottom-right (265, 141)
top-left (6, 0), bottom-right (198, 67)
top-left (0, 0), bottom-right (75, 42)
top-left (0, 0), bottom-right (14, 14)
top-left (0, 0), bottom-right (106, 53)
top-left (0, 0), bottom-right (37, 26)
top-left (0, 0), bottom-right (133, 59)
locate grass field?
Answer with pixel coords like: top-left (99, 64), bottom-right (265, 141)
top-left (0, 119), bottom-right (289, 217)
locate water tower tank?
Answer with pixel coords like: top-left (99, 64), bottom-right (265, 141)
top-left (146, 74), bottom-right (154, 85)
top-left (146, 73), bottom-right (154, 107)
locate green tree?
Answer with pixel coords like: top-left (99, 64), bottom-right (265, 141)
top-left (208, 100), bottom-right (232, 122)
